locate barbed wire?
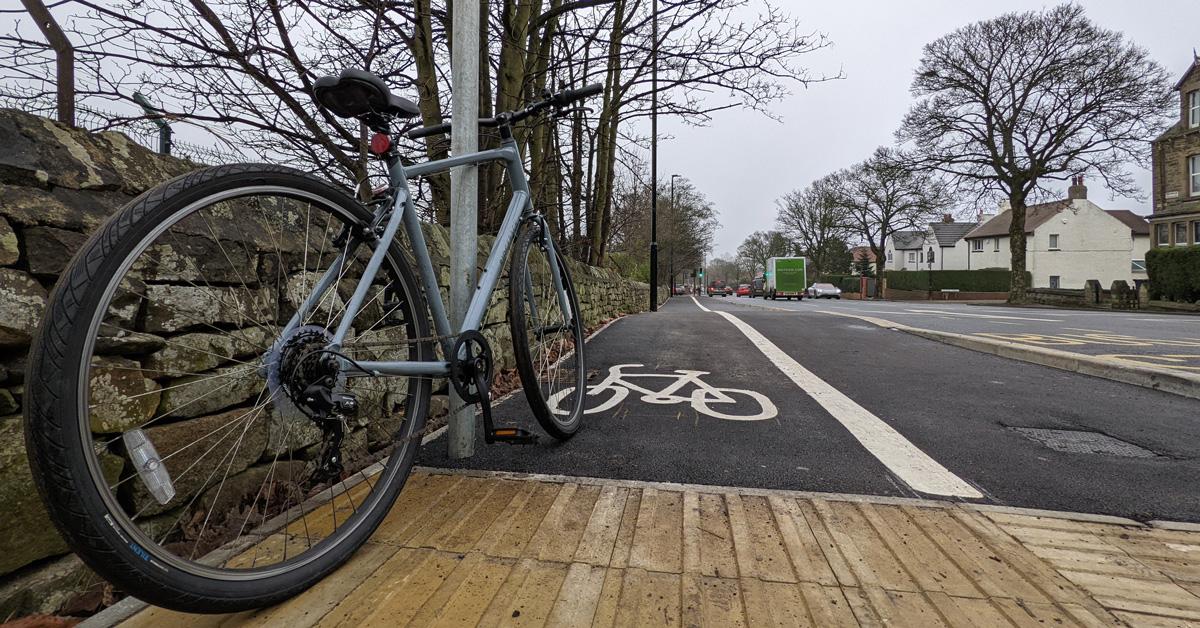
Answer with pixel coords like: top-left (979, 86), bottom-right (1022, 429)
top-left (0, 85), bottom-right (244, 165)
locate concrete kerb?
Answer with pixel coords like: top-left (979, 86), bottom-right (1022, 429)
top-left (819, 310), bottom-right (1200, 401)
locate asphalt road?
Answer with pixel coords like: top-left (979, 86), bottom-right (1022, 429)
top-left (419, 296), bottom-right (1200, 522)
top-left (718, 295), bottom-right (1200, 364)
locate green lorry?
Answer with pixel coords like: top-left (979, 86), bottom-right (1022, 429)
top-left (765, 256), bottom-right (807, 300)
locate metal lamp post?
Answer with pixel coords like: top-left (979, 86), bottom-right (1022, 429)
top-left (649, 0), bottom-right (659, 311)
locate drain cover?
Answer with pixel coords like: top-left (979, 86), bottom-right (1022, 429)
top-left (1010, 428), bottom-right (1160, 458)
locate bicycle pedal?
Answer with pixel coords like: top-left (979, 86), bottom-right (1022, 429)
top-left (487, 428), bottom-right (539, 445)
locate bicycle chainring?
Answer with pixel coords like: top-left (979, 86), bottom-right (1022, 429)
top-left (449, 330), bottom-right (493, 403)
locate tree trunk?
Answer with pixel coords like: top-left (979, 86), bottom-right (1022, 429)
top-left (1007, 193), bottom-right (1029, 303)
top-left (587, 0), bottom-right (626, 266)
top-left (409, 0), bottom-right (450, 223)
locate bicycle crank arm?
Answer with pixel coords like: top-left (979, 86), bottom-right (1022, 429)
top-left (476, 371), bottom-right (539, 445)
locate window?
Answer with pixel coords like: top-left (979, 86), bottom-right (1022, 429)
top-left (1175, 222), bottom-right (1188, 246)
top-left (907, 251), bottom-right (916, 263)
top-left (1191, 90), bottom-right (1200, 128)
top-left (1132, 260), bottom-right (1147, 273)
top-left (1191, 154), bottom-right (1200, 196)
top-left (1157, 223), bottom-right (1170, 246)
top-left (1049, 276), bottom-right (1061, 289)
top-left (1194, 221), bottom-right (1200, 246)
top-left (1048, 233), bottom-right (1060, 250)
top-left (971, 239), bottom-right (983, 252)
top-left (918, 250), bottom-right (924, 263)
top-left (993, 237), bottom-right (1000, 252)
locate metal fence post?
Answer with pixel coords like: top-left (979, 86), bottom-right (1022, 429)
top-left (133, 92), bottom-right (172, 155)
top-left (21, 0), bottom-right (74, 126)
top-left (447, 0), bottom-right (481, 460)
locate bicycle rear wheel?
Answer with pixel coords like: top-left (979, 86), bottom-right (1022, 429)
top-left (508, 221), bottom-right (586, 440)
top-left (24, 164), bottom-right (432, 613)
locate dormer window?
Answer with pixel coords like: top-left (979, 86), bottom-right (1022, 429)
top-left (1191, 90), bottom-right (1200, 128)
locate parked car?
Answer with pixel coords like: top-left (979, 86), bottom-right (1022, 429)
top-left (707, 281), bottom-right (728, 297)
top-left (806, 282), bottom-right (842, 299)
top-left (673, 284), bottom-right (687, 295)
top-left (751, 276), bottom-right (764, 298)
top-left (735, 283), bottom-right (751, 297)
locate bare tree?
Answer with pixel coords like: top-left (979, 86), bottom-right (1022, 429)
top-left (735, 230), bottom-right (789, 279)
top-left (897, 3), bottom-right (1174, 302)
top-left (775, 177), bottom-right (850, 277)
top-left (833, 147), bottom-right (950, 281)
top-left (3, 0), bottom-right (835, 265)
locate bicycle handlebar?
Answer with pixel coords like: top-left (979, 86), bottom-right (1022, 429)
top-left (406, 83), bottom-right (602, 140)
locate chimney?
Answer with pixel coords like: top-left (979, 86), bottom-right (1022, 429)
top-left (1068, 175), bottom-right (1088, 200)
top-left (942, 213), bottom-right (954, 223)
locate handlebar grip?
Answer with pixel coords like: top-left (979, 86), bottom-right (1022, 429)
top-left (553, 83), bottom-right (603, 106)
top-left (407, 122), bottom-right (451, 140)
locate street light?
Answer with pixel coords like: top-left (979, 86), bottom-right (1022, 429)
top-left (649, 0), bottom-right (660, 311)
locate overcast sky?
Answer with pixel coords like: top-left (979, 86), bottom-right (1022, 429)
top-left (653, 0), bottom-right (1199, 258)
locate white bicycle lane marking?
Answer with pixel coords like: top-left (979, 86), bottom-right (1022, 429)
top-left (691, 296), bottom-right (982, 498)
top-left (547, 363), bottom-right (778, 421)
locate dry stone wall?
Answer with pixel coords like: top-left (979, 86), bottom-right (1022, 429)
top-left (0, 108), bottom-right (663, 617)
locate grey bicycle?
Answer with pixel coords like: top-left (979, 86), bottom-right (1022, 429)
top-left (23, 68), bottom-right (600, 613)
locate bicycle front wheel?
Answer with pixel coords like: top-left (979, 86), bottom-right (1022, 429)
top-left (24, 164), bottom-right (432, 613)
top-left (509, 222), bottom-right (586, 440)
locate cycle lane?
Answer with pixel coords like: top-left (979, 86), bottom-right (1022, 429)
top-left (698, 296), bottom-right (1200, 522)
top-left (418, 297), bottom-right (927, 499)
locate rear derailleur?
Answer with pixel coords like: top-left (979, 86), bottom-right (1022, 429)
top-left (449, 331), bottom-right (537, 445)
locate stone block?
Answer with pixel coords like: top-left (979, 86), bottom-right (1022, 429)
top-left (0, 216), bottom-right (17, 266)
top-left (143, 284), bottom-right (277, 334)
top-left (0, 421), bottom-right (121, 575)
top-left (23, 226), bottom-right (87, 276)
top-left (158, 364), bottom-right (265, 419)
top-left (143, 327), bottom-right (268, 378)
top-left (0, 268), bottom-right (47, 346)
top-left (88, 356), bottom-right (161, 433)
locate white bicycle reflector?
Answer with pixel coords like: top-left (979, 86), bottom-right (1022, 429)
top-left (122, 428), bottom-right (176, 505)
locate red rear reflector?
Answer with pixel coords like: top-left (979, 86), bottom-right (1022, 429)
top-left (369, 133), bottom-right (391, 155)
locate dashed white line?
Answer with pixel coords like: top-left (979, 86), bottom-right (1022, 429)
top-left (696, 298), bottom-right (982, 498)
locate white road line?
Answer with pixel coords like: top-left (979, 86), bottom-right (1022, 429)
top-left (691, 295), bottom-right (711, 312)
top-left (905, 308), bottom-right (1061, 322)
top-left (709, 308), bottom-right (983, 499)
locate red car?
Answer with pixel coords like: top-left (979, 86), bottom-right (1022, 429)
top-left (735, 283), bottom-right (752, 297)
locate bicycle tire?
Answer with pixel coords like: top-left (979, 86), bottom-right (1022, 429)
top-left (508, 221), bottom-right (586, 440)
top-left (24, 164), bottom-right (433, 613)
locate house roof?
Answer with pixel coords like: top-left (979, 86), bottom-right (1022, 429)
top-left (1105, 210), bottom-right (1150, 235)
top-left (1173, 56), bottom-right (1200, 90)
top-left (964, 201), bottom-right (1070, 239)
top-left (849, 246), bottom-right (877, 262)
top-left (929, 222), bottom-right (978, 247)
top-left (890, 230), bottom-right (926, 250)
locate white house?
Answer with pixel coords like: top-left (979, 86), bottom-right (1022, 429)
top-left (884, 230), bottom-right (927, 271)
top-left (962, 179), bottom-right (1150, 289)
top-left (883, 216), bottom-right (979, 271)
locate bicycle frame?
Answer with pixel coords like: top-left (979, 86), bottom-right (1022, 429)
top-left (277, 132), bottom-right (573, 379)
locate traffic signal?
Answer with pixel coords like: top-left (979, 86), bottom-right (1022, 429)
top-left (698, 268), bottom-right (704, 277)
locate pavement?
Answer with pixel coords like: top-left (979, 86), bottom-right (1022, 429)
top-left (420, 296), bottom-right (1200, 523)
top-left (116, 469), bottom-right (1200, 627)
top-left (99, 298), bottom-right (1200, 626)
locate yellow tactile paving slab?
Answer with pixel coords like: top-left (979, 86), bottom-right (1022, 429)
top-left (118, 469), bottom-right (1200, 627)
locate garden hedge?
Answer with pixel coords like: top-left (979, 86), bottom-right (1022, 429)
top-left (883, 269), bottom-right (1028, 292)
top-left (1146, 245), bottom-right (1200, 303)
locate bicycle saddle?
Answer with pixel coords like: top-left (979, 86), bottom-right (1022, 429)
top-left (313, 69), bottom-right (420, 119)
